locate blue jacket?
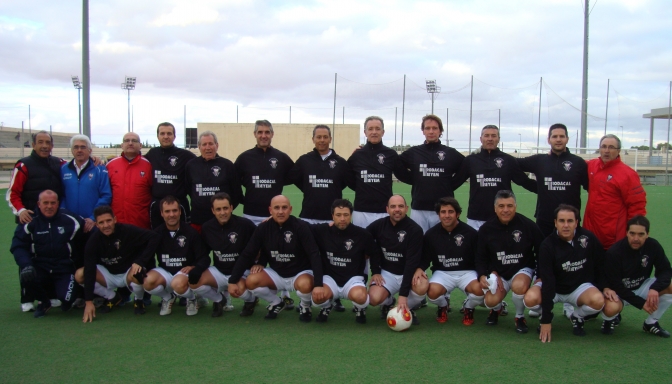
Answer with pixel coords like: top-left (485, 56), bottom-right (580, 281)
top-left (11, 209), bottom-right (84, 273)
top-left (61, 158), bottom-right (112, 220)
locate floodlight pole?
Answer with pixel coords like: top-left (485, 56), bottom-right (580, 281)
top-left (71, 76), bottom-right (83, 134)
top-left (579, 0), bottom-right (590, 152)
top-left (121, 76), bottom-right (136, 133)
top-left (82, 0), bottom-right (91, 138)
top-left (426, 80), bottom-right (440, 115)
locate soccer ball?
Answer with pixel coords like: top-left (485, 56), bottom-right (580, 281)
top-left (386, 307), bottom-right (412, 332)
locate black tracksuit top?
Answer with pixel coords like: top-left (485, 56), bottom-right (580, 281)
top-left (186, 155), bottom-right (243, 225)
top-left (421, 221), bottom-right (478, 272)
top-left (201, 215), bottom-right (257, 275)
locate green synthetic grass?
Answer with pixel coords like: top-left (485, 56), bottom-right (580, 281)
top-left (1, 185), bottom-right (672, 383)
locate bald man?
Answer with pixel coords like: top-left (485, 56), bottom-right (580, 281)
top-left (228, 195), bottom-right (322, 321)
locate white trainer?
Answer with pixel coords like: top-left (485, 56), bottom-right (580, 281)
top-left (160, 295), bottom-right (177, 316)
top-left (186, 298), bottom-right (198, 316)
top-left (50, 299), bottom-right (62, 308)
top-left (563, 303), bottom-right (574, 320)
top-left (21, 302), bottom-right (35, 312)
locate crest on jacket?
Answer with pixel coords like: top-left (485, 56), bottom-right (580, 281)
top-left (345, 239), bottom-right (353, 250)
top-left (177, 236), bottom-right (186, 247)
top-left (437, 151), bottom-right (445, 161)
top-left (284, 231), bottom-right (293, 243)
top-left (212, 166), bottom-right (221, 177)
top-left (494, 158), bottom-right (504, 168)
top-left (562, 161), bottom-right (572, 171)
top-left (329, 159), bottom-right (337, 169)
top-left (114, 239), bottom-right (121, 250)
top-left (512, 230), bottom-right (522, 243)
top-left (642, 255), bottom-right (649, 267)
top-left (578, 235), bottom-right (588, 248)
top-left (397, 231), bottom-right (407, 243)
top-left (58, 226), bottom-right (65, 234)
top-left (169, 156), bottom-right (178, 167)
top-left (377, 154), bottom-right (385, 165)
top-left (228, 232), bottom-right (238, 244)
top-left (454, 234), bottom-right (464, 246)
top-left (269, 158), bottom-right (278, 169)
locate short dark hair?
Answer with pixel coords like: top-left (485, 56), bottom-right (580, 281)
top-left (331, 199), bottom-right (353, 215)
top-left (553, 204), bottom-right (580, 221)
top-left (421, 115), bottom-right (444, 133)
top-left (93, 205), bottom-right (114, 220)
top-left (32, 131), bottom-right (53, 145)
top-left (481, 125), bottom-right (499, 136)
top-left (434, 197), bottom-right (462, 215)
top-left (627, 215), bottom-right (650, 234)
top-left (254, 120), bottom-right (273, 133)
top-left (210, 192), bottom-right (232, 207)
top-left (160, 195), bottom-right (180, 211)
top-left (548, 123), bottom-right (568, 139)
top-left (313, 125), bottom-right (331, 138)
top-left (494, 190), bottom-right (516, 205)
top-left (599, 134), bottom-right (621, 149)
top-left (157, 122), bottom-right (176, 136)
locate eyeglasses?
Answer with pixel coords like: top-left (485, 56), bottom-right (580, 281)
top-left (123, 139), bottom-right (140, 143)
top-left (72, 145), bottom-right (89, 150)
top-left (600, 145), bottom-right (619, 151)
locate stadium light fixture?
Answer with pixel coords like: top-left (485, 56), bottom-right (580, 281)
top-left (121, 76), bottom-right (136, 132)
top-left (71, 76), bottom-right (83, 134)
top-left (426, 80), bottom-right (441, 115)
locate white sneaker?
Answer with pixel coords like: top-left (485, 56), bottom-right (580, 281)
top-left (186, 298), bottom-right (198, 316)
top-left (160, 295), bottom-right (177, 316)
top-left (223, 302), bottom-right (234, 312)
top-left (563, 303), bottom-right (574, 320)
top-left (529, 310), bottom-right (540, 318)
top-left (21, 302), bottom-right (35, 312)
top-left (50, 299), bottom-right (62, 308)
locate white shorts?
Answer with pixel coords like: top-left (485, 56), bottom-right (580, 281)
top-left (484, 267), bottom-right (534, 294)
top-left (152, 267), bottom-right (188, 293)
top-left (410, 210), bottom-right (440, 233)
top-left (322, 275), bottom-right (366, 301)
top-left (372, 269), bottom-right (403, 296)
top-left (264, 268), bottom-right (313, 292)
top-left (623, 278), bottom-right (656, 307)
top-left (243, 214), bottom-right (269, 226)
top-left (300, 218), bottom-right (332, 224)
top-left (467, 218), bottom-right (486, 231)
top-left (208, 266), bottom-right (250, 292)
top-left (553, 282), bottom-right (595, 306)
top-left (429, 270), bottom-right (478, 293)
top-left (97, 264), bottom-right (131, 290)
top-left (352, 211), bottom-right (387, 229)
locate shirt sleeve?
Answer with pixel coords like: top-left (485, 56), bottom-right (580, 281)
top-left (538, 241), bottom-right (556, 324)
top-left (95, 166), bottom-right (112, 219)
top-left (10, 223), bottom-right (33, 269)
top-left (399, 225), bottom-right (423, 297)
top-left (7, 162), bottom-right (28, 215)
top-left (623, 171), bottom-right (647, 219)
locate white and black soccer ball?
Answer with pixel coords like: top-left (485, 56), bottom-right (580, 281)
top-left (386, 307), bottom-right (412, 332)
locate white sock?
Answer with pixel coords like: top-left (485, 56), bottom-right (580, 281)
top-left (382, 296), bottom-right (394, 306)
top-left (353, 295), bottom-right (370, 310)
top-left (93, 283), bottom-right (115, 300)
top-left (312, 298), bottom-right (333, 309)
top-left (511, 293), bottom-right (525, 318)
top-left (428, 295), bottom-right (448, 308)
top-left (647, 294), bottom-right (672, 324)
top-left (252, 287), bottom-right (281, 305)
top-left (296, 290), bottom-right (312, 308)
top-left (240, 290), bottom-right (255, 303)
top-left (223, 291), bottom-right (231, 302)
top-left (485, 301), bottom-right (502, 311)
top-left (575, 304), bottom-right (602, 319)
top-left (192, 285), bottom-right (222, 302)
top-left (601, 312), bottom-right (618, 321)
top-left (465, 293), bottom-right (484, 309)
top-left (178, 287), bottom-right (195, 300)
top-left (130, 282), bottom-right (144, 301)
top-left (407, 291), bottom-right (424, 309)
top-left (147, 286), bottom-right (172, 301)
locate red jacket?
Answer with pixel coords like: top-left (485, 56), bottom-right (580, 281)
top-left (107, 155), bottom-right (152, 229)
top-left (584, 156), bottom-right (646, 250)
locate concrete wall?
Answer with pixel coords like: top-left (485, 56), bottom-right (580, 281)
top-left (197, 123), bottom-right (361, 161)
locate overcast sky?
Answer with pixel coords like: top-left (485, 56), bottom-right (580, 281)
top-left (1, 0), bottom-right (671, 150)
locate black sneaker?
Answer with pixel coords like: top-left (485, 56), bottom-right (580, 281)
top-left (333, 298), bottom-right (346, 312)
top-left (459, 298), bottom-right (467, 314)
top-left (316, 304), bottom-right (333, 323)
top-left (298, 305), bottom-right (312, 322)
top-left (499, 301), bottom-right (508, 316)
top-left (240, 301), bottom-right (256, 317)
top-left (134, 299), bottom-right (146, 315)
top-left (601, 319), bottom-right (615, 335)
top-left (212, 294), bottom-right (226, 318)
top-left (515, 317), bottom-right (528, 334)
top-left (354, 307), bottom-right (367, 324)
top-left (178, 297), bottom-right (187, 307)
top-left (380, 297), bottom-right (396, 320)
top-left (614, 313), bottom-right (622, 326)
top-left (99, 293), bottom-right (122, 314)
top-left (410, 309), bottom-right (419, 326)
top-left (283, 297), bottom-right (295, 310)
top-left (446, 297), bottom-right (452, 313)
top-left (643, 321), bottom-right (671, 338)
top-left (265, 299), bottom-right (286, 320)
top-left (571, 314), bottom-right (586, 336)
top-left (34, 301), bottom-right (52, 318)
top-left (486, 309), bottom-right (499, 325)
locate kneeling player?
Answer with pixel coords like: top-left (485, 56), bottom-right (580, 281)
top-left (190, 193), bottom-right (258, 317)
top-left (77, 206), bottom-right (159, 322)
top-left (143, 196), bottom-right (210, 316)
top-left (228, 195), bottom-right (322, 321)
top-left (417, 197), bottom-right (484, 325)
top-left (602, 216), bottom-right (672, 338)
top-left (475, 190), bottom-right (544, 333)
top-left (368, 195), bottom-right (426, 325)
top-left (523, 205), bottom-right (608, 341)
top-left (310, 199), bottom-right (379, 323)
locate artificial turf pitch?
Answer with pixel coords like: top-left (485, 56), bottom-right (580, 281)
top-left (1, 185), bottom-right (672, 383)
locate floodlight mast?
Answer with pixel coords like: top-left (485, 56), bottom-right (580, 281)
top-left (426, 80), bottom-right (441, 115)
top-left (71, 76), bottom-right (83, 134)
top-left (121, 76), bottom-right (136, 132)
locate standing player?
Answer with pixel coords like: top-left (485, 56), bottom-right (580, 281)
top-left (185, 131), bottom-right (242, 232)
top-left (310, 199), bottom-right (380, 323)
top-left (417, 197), bottom-right (484, 325)
top-left (191, 193), bottom-right (258, 317)
top-left (475, 190), bottom-right (544, 333)
top-left (523, 205), bottom-right (608, 341)
top-left (78, 206), bottom-right (159, 322)
top-left (453, 125), bottom-right (536, 230)
top-left (228, 195), bottom-right (321, 321)
top-left (145, 122), bottom-right (196, 228)
top-left (399, 115), bottom-right (464, 232)
top-left (603, 216), bottom-right (672, 338)
top-left (517, 124), bottom-right (588, 236)
top-left (143, 196), bottom-right (210, 316)
top-left (584, 134), bottom-right (646, 250)
top-left (347, 116), bottom-right (409, 229)
top-left (367, 195), bottom-right (426, 325)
